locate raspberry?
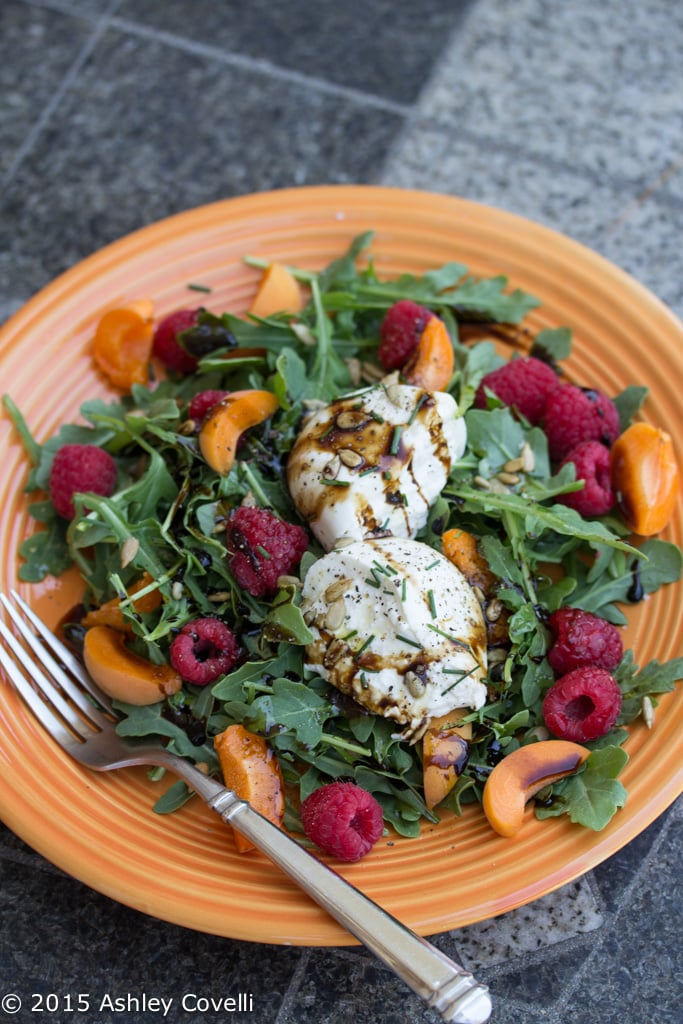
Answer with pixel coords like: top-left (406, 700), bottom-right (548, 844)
top-left (475, 356), bottom-right (559, 425)
top-left (188, 389), bottom-right (230, 423)
top-left (300, 781), bottom-right (384, 861)
top-left (169, 617), bottom-right (240, 686)
top-left (49, 443), bottom-right (118, 519)
top-left (542, 383), bottom-right (621, 462)
top-left (547, 607), bottom-right (623, 676)
top-left (543, 666), bottom-right (622, 741)
top-left (225, 507), bottom-right (308, 597)
top-left (153, 309), bottom-right (200, 374)
top-left (378, 300), bottom-right (433, 370)
top-left (557, 440), bottom-right (615, 516)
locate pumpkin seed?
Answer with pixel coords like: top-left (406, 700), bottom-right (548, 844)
top-left (336, 410), bottom-right (368, 430)
top-left (405, 671), bottom-right (426, 698)
top-left (324, 577), bottom-right (353, 602)
top-left (338, 448), bottom-right (363, 468)
top-left (325, 599), bottom-right (346, 631)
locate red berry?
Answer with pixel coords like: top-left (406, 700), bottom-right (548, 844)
top-left (378, 300), bottom-right (433, 370)
top-left (542, 383), bottom-right (621, 462)
top-left (225, 507), bottom-right (309, 598)
top-left (169, 617), bottom-right (239, 686)
top-left (153, 309), bottom-right (200, 374)
top-left (475, 356), bottom-right (559, 425)
top-left (49, 444), bottom-right (118, 519)
top-left (557, 440), bottom-right (615, 516)
top-left (542, 666), bottom-right (622, 741)
top-left (300, 781), bottom-right (384, 861)
top-left (188, 389), bottom-right (230, 423)
top-left (547, 607), bottom-right (623, 676)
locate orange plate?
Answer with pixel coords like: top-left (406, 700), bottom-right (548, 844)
top-left (1, 186), bottom-right (682, 945)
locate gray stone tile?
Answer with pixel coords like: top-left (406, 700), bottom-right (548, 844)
top-left (114, 0), bottom-right (474, 105)
top-left (561, 818), bottom-right (683, 1024)
top-left (0, 1), bottom-right (92, 179)
top-left (0, 852), bottom-right (300, 1024)
top-left (35, 0), bottom-right (116, 13)
top-left (277, 948), bottom-right (437, 1024)
top-left (388, 0), bottom-right (683, 186)
top-left (449, 879), bottom-right (602, 972)
top-left (0, 21), bottom-right (403, 310)
top-left (483, 940), bottom-right (595, 1011)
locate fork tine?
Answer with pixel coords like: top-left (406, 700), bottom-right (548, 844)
top-left (1, 594), bottom-right (112, 729)
top-left (7, 590), bottom-right (115, 716)
top-left (0, 619), bottom-right (83, 749)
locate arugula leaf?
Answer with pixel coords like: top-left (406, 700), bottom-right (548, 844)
top-left (531, 326), bottom-right (572, 363)
top-left (536, 747), bottom-right (628, 830)
top-left (262, 583), bottom-right (316, 645)
top-left (16, 502), bottom-right (71, 581)
top-left (613, 385), bottom-right (648, 431)
top-left (615, 651), bottom-right (683, 724)
top-left (3, 393), bottom-right (42, 465)
top-left (251, 678), bottom-right (335, 747)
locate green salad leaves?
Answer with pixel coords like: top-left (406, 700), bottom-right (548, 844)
top-left (4, 232), bottom-right (683, 839)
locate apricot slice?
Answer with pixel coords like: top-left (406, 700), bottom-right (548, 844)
top-left (83, 625), bottom-right (182, 705)
top-left (402, 316), bottom-right (454, 393)
top-left (249, 262), bottom-right (303, 319)
top-left (81, 573), bottom-right (162, 633)
top-left (422, 709), bottom-right (473, 810)
top-left (441, 528), bottom-right (497, 593)
top-left (214, 723), bottom-right (285, 853)
top-left (483, 739), bottom-right (590, 837)
top-left (92, 301), bottom-right (155, 390)
top-left (610, 421), bottom-right (680, 535)
top-left (198, 389), bottom-right (280, 474)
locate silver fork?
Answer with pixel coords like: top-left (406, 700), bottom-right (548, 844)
top-left (0, 589), bottom-right (491, 1024)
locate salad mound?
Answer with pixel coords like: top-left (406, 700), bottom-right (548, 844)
top-left (4, 232), bottom-right (683, 849)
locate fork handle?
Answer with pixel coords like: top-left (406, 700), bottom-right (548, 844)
top-left (208, 789), bottom-right (491, 1024)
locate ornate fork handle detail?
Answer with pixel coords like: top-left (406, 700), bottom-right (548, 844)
top-left (175, 759), bottom-right (491, 1024)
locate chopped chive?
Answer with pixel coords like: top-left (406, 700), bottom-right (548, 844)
top-left (372, 560), bottom-right (390, 575)
top-left (359, 466), bottom-right (379, 477)
top-left (321, 478), bottom-right (351, 487)
top-left (384, 563), bottom-right (399, 575)
top-left (401, 577), bottom-right (407, 600)
top-left (441, 665), bottom-right (478, 695)
top-left (256, 544), bottom-right (272, 559)
top-left (354, 634), bottom-right (375, 658)
top-left (360, 672), bottom-right (369, 689)
top-left (341, 629), bottom-right (358, 641)
top-left (427, 623), bottom-right (473, 651)
top-left (390, 425), bottom-right (402, 455)
top-left (425, 559), bottom-right (440, 570)
top-left (187, 282), bottom-right (212, 293)
top-left (380, 517), bottom-right (391, 530)
top-left (364, 575), bottom-right (381, 589)
top-left (428, 589), bottom-right (437, 618)
top-left (383, 470), bottom-right (392, 480)
top-left (370, 411), bottom-right (385, 423)
top-left (396, 634), bottom-right (422, 650)
top-left (408, 393), bottom-right (428, 424)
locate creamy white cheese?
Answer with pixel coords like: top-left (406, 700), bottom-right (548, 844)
top-left (287, 383), bottom-right (466, 552)
top-left (301, 537), bottom-right (487, 741)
